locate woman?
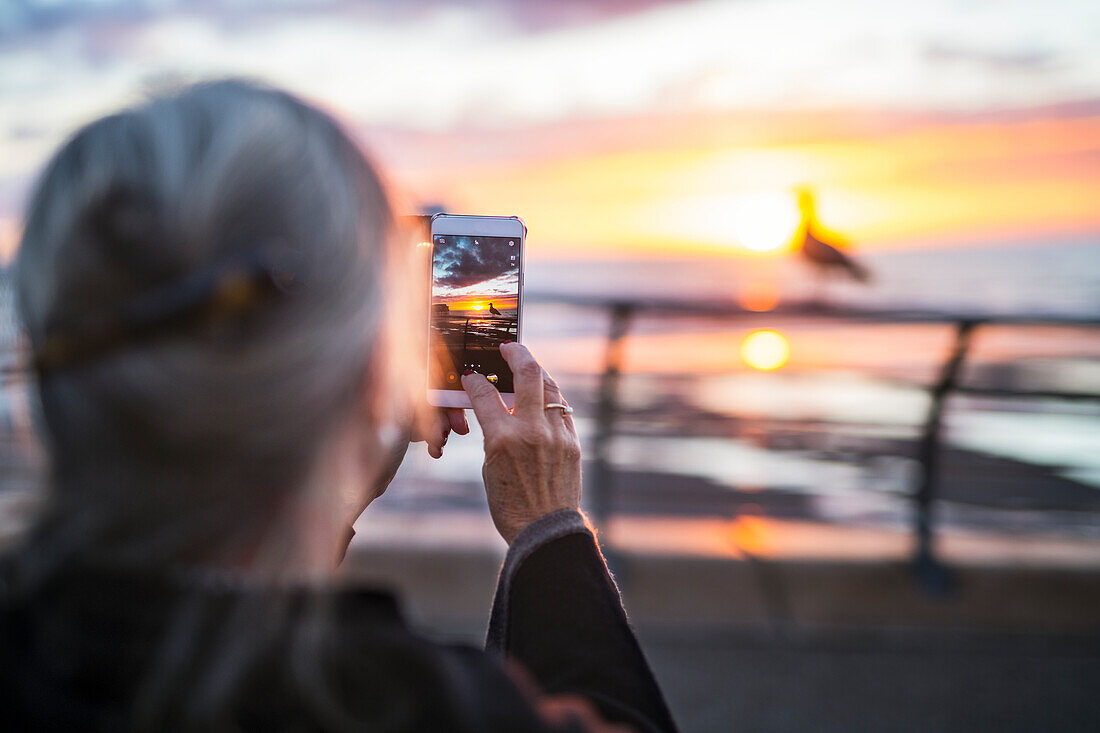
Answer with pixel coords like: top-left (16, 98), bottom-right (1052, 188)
top-left (0, 80), bottom-right (676, 732)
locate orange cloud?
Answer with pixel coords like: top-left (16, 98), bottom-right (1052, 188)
top-left (381, 109), bottom-right (1100, 259)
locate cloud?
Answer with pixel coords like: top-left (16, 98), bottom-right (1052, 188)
top-left (923, 42), bottom-right (1057, 74)
top-left (0, 0), bottom-right (676, 41)
top-left (433, 236), bottom-right (516, 289)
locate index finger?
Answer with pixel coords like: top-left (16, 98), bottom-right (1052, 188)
top-left (461, 371), bottom-right (509, 430)
top-left (500, 342), bottom-right (544, 420)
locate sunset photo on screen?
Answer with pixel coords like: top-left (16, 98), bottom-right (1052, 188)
top-left (430, 234), bottom-right (519, 392)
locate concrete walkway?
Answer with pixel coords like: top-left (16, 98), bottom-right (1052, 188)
top-left (345, 510), bottom-right (1100, 732)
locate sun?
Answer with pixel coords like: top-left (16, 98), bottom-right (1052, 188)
top-left (470, 303), bottom-right (485, 310)
top-left (647, 189), bottom-right (803, 254)
top-left (730, 191), bottom-right (802, 253)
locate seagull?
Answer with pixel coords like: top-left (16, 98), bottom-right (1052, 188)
top-left (793, 189), bottom-right (870, 284)
top-left (488, 302), bottom-right (502, 316)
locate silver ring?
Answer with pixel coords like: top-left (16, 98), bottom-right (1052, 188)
top-left (544, 402), bottom-right (574, 416)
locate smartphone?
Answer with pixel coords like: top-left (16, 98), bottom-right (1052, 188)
top-left (427, 214), bottom-right (525, 409)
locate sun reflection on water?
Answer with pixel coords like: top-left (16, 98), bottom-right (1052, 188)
top-left (741, 329), bottom-right (790, 371)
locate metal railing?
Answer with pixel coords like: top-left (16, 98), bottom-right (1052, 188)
top-left (2, 276), bottom-right (1097, 589)
top-left (526, 293), bottom-right (1100, 592)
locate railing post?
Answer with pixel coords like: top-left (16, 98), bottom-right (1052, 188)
top-left (589, 303), bottom-right (634, 560)
top-left (913, 319), bottom-right (976, 593)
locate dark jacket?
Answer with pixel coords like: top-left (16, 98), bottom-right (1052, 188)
top-left (0, 510), bottom-right (677, 731)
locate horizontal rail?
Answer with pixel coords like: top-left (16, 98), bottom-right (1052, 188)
top-left (525, 292), bottom-right (1100, 328)
top-left (953, 386), bottom-right (1100, 402)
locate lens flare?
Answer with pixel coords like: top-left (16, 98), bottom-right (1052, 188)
top-left (741, 329), bottom-right (790, 371)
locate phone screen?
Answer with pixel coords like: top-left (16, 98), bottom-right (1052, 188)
top-left (429, 234), bottom-right (520, 393)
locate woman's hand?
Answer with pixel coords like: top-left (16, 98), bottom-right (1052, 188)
top-left (462, 343), bottom-right (582, 544)
top-left (419, 407), bottom-right (470, 460)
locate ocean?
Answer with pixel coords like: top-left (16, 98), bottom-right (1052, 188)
top-left (524, 237), bottom-right (1100, 318)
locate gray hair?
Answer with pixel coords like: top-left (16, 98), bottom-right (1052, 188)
top-left (10, 79), bottom-right (395, 726)
top-left (17, 79), bottom-right (391, 566)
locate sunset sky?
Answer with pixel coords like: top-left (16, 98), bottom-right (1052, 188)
top-left (440, 296), bottom-right (519, 316)
top-left (1, 0), bottom-right (1099, 262)
top-left (432, 234), bottom-right (519, 313)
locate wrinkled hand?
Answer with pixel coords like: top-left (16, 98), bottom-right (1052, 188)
top-left (462, 343), bottom-right (582, 544)
top-left (421, 407), bottom-right (470, 460)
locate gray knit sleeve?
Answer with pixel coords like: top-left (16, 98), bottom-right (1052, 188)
top-left (485, 509), bottom-right (594, 652)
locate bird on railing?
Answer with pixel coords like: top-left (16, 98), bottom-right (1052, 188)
top-left (488, 302), bottom-right (502, 316)
top-left (793, 188), bottom-right (870, 286)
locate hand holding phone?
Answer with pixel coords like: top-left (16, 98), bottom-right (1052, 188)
top-left (461, 343), bottom-right (582, 544)
top-left (427, 214), bottom-right (525, 409)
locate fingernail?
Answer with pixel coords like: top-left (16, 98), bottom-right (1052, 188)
top-left (462, 369), bottom-right (475, 376)
top-left (501, 340), bottom-right (514, 345)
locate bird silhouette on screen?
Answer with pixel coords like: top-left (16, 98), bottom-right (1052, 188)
top-left (793, 189), bottom-right (870, 284)
top-left (488, 302), bottom-right (502, 316)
